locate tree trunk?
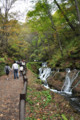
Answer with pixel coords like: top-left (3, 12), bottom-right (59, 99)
top-left (74, 0), bottom-right (80, 32)
top-left (45, 0), bottom-right (63, 56)
top-left (54, 0), bottom-right (76, 32)
top-left (0, 0), bottom-right (17, 50)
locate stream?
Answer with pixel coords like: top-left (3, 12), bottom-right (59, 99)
top-left (38, 62), bottom-right (80, 112)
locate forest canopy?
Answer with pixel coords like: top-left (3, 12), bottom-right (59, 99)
top-left (0, 0), bottom-right (80, 69)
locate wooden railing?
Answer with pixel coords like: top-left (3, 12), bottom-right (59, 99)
top-left (19, 69), bottom-right (28, 120)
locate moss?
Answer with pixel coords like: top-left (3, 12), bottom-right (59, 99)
top-left (0, 62), bottom-right (5, 76)
top-left (27, 62), bottom-right (42, 74)
top-left (75, 62), bottom-right (80, 69)
top-left (0, 58), bottom-right (5, 63)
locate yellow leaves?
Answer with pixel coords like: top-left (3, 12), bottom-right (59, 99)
top-left (37, 118), bottom-right (40, 120)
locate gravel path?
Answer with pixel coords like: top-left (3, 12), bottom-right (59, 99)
top-left (0, 72), bottom-right (23, 120)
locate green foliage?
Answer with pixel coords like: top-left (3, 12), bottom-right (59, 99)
top-left (26, 89), bottom-right (52, 107)
top-left (61, 114), bottom-right (68, 120)
top-left (26, 0), bottom-right (80, 69)
top-left (26, 85), bottom-right (52, 108)
top-left (29, 53), bottom-right (38, 61)
top-left (26, 97), bottom-right (34, 105)
top-left (25, 117), bottom-right (36, 120)
top-left (41, 90), bottom-right (52, 106)
top-left (70, 116), bottom-right (74, 120)
top-left (61, 113), bottom-right (74, 120)
top-left (0, 0), bottom-right (80, 71)
top-left (27, 62), bottom-right (42, 74)
top-left (0, 62), bottom-right (5, 76)
top-left (0, 58), bottom-right (5, 63)
top-left (35, 78), bottom-right (42, 84)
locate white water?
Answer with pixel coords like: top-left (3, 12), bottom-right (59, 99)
top-left (39, 63), bottom-right (51, 82)
top-left (39, 63), bottom-right (80, 112)
top-left (61, 69), bottom-right (80, 94)
top-left (61, 68), bottom-right (72, 94)
top-left (39, 63), bottom-right (80, 95)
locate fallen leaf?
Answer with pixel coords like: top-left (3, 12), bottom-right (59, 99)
top-left (0, 114), bottom-right (3, 117)
top-left (37, 118), bottom-right (40, 120)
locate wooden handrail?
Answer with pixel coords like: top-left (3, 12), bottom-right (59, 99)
top-left (19, 70), bottom-right (28, 120)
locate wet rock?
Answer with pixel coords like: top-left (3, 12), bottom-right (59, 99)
top-left (47, 72), bottom-right (66, 90)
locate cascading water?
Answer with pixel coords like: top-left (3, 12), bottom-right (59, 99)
top-left (39, 62), bottom-right (51, 88)
top-left (39, 68), bottom-right (51, 81)
top-left (61, 69), bottom-right (80, 95)
top-left (61, 68), bottom-right (72, 94)
top-left (38, 62), bottom-right (80, 112)
top-left (39, 64), bottom-right (80, 95)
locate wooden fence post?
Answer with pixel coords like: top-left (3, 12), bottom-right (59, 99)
top-left (19, 68), bottom-right (28, 120)
top-left (19, 94), bottom-right (26, 120)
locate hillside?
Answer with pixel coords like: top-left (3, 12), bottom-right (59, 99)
top-left (25, 69), bottom-right (80, 120)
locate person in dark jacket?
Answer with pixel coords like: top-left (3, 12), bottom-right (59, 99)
top-left (4, 64), bottom-right (11, 80)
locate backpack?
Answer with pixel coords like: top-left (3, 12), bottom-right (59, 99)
top-left (6, 67), bottom-right (9, 74)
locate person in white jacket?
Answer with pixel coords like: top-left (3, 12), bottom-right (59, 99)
top-left (12, 61), bottom-right (19, 79)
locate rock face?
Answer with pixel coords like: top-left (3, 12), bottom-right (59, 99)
top-left (47, 71), bottom-right (80, 94)
top-left (47, 72), bottom-right (66, 91)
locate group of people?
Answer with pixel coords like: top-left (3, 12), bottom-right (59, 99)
top-left (4, 60), bottom-right (26, 80)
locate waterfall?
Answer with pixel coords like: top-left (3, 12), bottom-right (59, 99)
top-left (61, 69), bottom-right (80, 94)
top-left (38, 63), bottom-right (80, 112)
top-left (39, 62), bottom-right (51, 88)
top-left (61, 68), bottom-right (72, 94)
top-left (39, 63), bottom-right (80, 95)
top-left (40, 68), bottom-right (51, 81)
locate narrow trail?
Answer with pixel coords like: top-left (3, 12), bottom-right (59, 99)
top-left (0, 72), bottom-right (23, 120)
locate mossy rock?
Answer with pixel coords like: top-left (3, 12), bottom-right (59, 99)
top-left (27, 62), bottom-right (42, 74)
top-left (75, 61), bottom-right (80, 69)
top-left (53, 72), bottom-right (65, 81)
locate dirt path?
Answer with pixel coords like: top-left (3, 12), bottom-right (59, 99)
top-left (0, 72), bottom-right (23, 120)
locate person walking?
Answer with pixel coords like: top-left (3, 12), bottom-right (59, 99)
top-left (4, 64), bottom-right (11, 80)
top-left (19, 64), bottom-right (23, 76)
top-left (12, 61), bottom-right (19, 79)
top-left (22, 60), bottom-right (26, 70)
